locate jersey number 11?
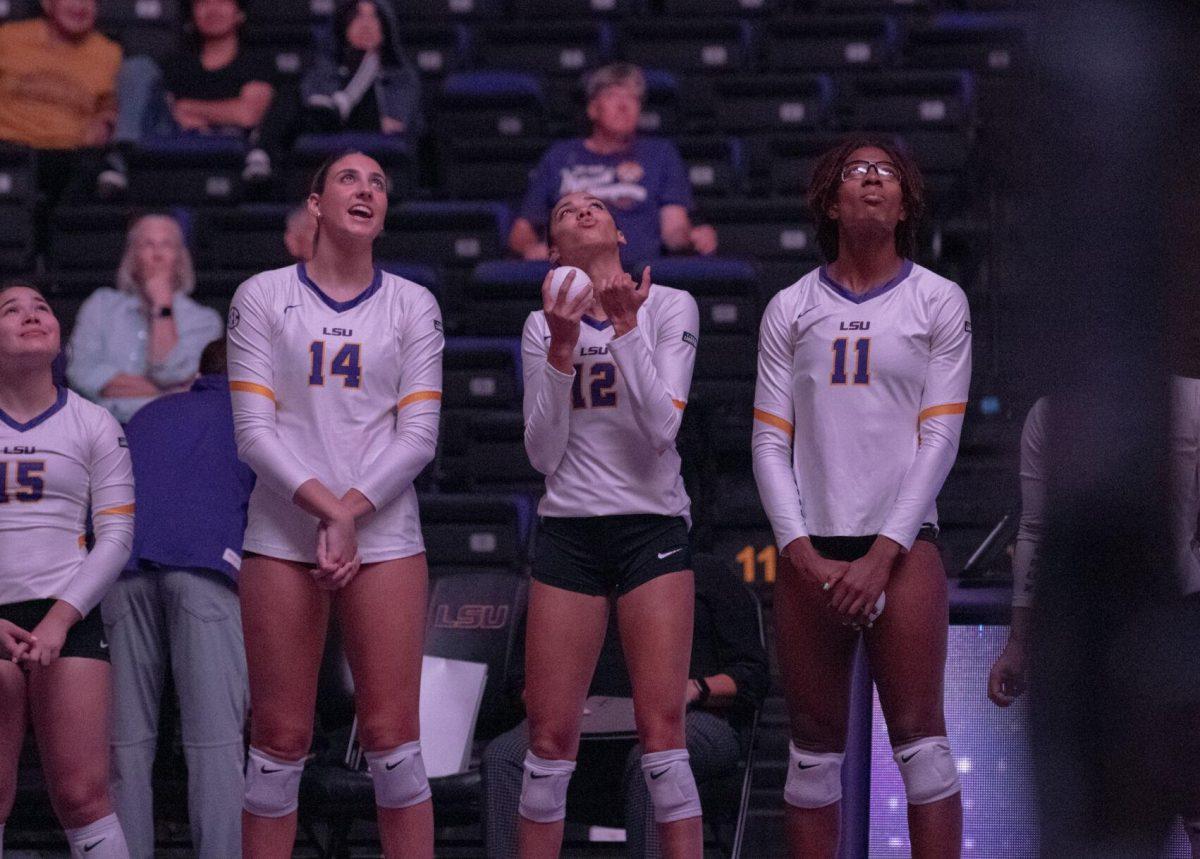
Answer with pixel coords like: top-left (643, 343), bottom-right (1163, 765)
top-left (831, 338), bottom-right (870, 385)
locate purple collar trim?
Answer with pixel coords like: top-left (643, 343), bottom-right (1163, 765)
top-left (819, 259), bottom-right (914, 304)
top-left (0, 385), bottom-right (67, 432)
top-left (581, 315), bottom-right (612, 331)
top-left (297, 263), bottom-right (383, 313)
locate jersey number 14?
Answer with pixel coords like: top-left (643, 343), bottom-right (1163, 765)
top-left (309, 341), bottom-right (363, 388)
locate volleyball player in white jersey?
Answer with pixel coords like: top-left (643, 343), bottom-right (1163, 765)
top-left (519, 191), bottom-right (703, 858)
top-left (0, 282), bottom-right (135, 859)
top-left (753, 138), bottom-right (971, 858)
top-left (227, 152), bottom-right (442, 859)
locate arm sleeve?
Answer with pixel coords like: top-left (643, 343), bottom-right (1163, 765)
top-left (146, 302), bottom-right (224, 388)
top-left (521, 313), bottom-right (575, 476)
top-left (879, 287), bottom-right (973, 549)
top-left (60, 411), bottom-right (134, 616)
top-left (66, 292), bottom-right (122, 401)
top-left (606, 289), bottom-right (698, 454)
top-left (702, 559), bottom-right (770, 714)
top-left (354, 289), bottom-right (443, 510)
top-left (226, 278), bottom-right (314, 500)
top-left (656, 140), bottom-right (694, 210)
top-left (1012, 399), bottom-right (1048, 608)
top-left (752, 293), bottom-right (807, 549)
top-left (517, 145), bottom-right (562, 230)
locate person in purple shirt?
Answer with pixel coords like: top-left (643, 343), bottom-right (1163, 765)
top-left (100, 338), bottom-right (255, 859)
top-left (508, 63), bottom-right (718, 265)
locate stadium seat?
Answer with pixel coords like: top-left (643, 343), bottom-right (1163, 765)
top-left (765, 15), bottom-right (900, 72)
top-left (849, 70), bottom-right (976, 131)
top-left (620, 20), bottom-right (754, 75)
top-left (47, 206), bottom-right (143, 274)
top-left (648, 256), bottom-right (757, 296)
top-left (438, 136), bottom-right (548, 202)
top-left (756, 133), bottom-right (842, 195)
top-left (442, 336), bottom-right (523, 411)
top-left (403, 22), bottom-right (471, 79)
top-left (0, 146), bottom-right (36, 275)
top-left (459, 260), bottom-right (550, 336)
top-left (390, 0), bottom-right (505, 21)
top-left (420, 492), bottom-right (532, 573)
top-left (376, 201), bottom-right (508, 271)
top-left (242, 22), bottom-right (316, 79)
top-left (663, 0), bottom-right (779, 17)
top-left (195, 204), bottom-right (294, 272)
top-left (512, 0), bottom-right (638, 18)
top-left (904, 12), bottom-right (1026, 76)
top-left (438, 409), bottom-right (543, 492)
top-left (474, 21), bottom-right (612, 78)
top-left (698, 197), bottom-right (817, 262)
top-left (111, 23), bottom-right (179, 62)
top-left (691, 331), bottom-right (758, 382)
top-left (127, 136), bottom-right (248, 205)
top-left (378, 260), bottom-right (442, 300)
top-left (712, 74), bottom-right (836, 133)
top-left (435, 71), bottom-right (547, 141)
top-left (244, 0), bottom-right (323, 26)
top-left (97, 0), bottom-right (180, 28)
top-left (818, 0), bottom-right (930, 13)
top-left (286, 133), bottom-right (415, 201)
top-left (677, 134), bottom-right (744, 197)
top-left (0, 0), bottom-right (36, 23)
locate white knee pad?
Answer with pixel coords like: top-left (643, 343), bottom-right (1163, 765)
top-left (641, 748), bottom-right (702, 824)
top-left (784, 742), bottom-right (844, 809)
top-left (243, 747), bottom-right (306, 818)
top-left (364, 740), bottom-right (432, 809)
top-left (892, 736), bottom-right (961, 805)
top-left (518, 751), bottom-right (576, 824)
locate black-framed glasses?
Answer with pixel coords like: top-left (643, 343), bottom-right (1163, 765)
top-left (840, 160), bottom-right (901, 182)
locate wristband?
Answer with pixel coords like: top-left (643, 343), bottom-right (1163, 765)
top-left (694, 676), bottom-right (711, 706)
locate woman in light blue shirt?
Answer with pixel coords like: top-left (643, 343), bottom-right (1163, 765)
top-left (67, 214), bottom-right (223, 423)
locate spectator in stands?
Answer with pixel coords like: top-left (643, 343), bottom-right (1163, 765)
top-left (102, 337), bottom-right (253, 859)
top-left (284, 205), bottom-right (317, 261)
top-left (0, 0), bottom-right (122, 151)
top-left (508, 62), bottom-right (717, 265)
top-left (98, 0), bottom-right (286, 195)
top-left (67, 213), bottom-right (224, 423)
top-left (300, 0), bottom-right (423, 138)
top-left (481, 552), bottom-right (768, 858)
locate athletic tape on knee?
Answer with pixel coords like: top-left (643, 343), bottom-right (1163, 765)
top-left (64, 812), bottom-right (128, 859)
top-left (784, 742), bottom-right (844, 809)
top-left (365, 740), bottom-right (432, 809)
top-left (641, 748), bottom-right (702, 824)
top-left (892, 736), bottom-right (961, 805)
top-left (519, 751), bottom-right (576, 824)
top-left (243, 747), bottom-right (306, 818)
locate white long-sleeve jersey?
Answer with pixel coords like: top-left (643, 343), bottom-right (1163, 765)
top-left (522, 284), bottom-right (699, 521)
top-left (1011, 397), bottom-right (1047, 608)
top-left (752, 261), bottom-right (972, 551)
top-left (0, 388), bottom-right (134, 616)
top-left (227, 264), bottom-right (442, 564)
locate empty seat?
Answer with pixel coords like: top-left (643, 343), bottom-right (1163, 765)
top-left (285, 132), bottom-right (415, 201)
top-left (379, 261), bottom-right (442, 301)
top-left (692, 332), bottom-right (758, 382)
top-left (438, 410), bottom-right (543, 492)
top-left (850, 70), bottom-right (976, 130)
top-left (112, 24), bottom-right (178, 62)
top-left (766, 15), bottom-right (899, 72)
top-left (676, 135), bottom-right (743, 197)
top-left (391, 0), bottom-right (505, 20)
top-left (513, 0), bottom-right (637, 17)
top-left (905, 12), bottom-right (1026, 75)
top-left (404, 22), bottom-right (471, 78)
top-left (439, 136), bottom-right (548, 202)
top-left (377, 201), bottom-right (508, 270)
top-left (712, 74), bottom-right (835, 133)
top-left (419, 492), bottom-right (532, 571)
top-left (475, 22), bottom-right (611, 78)
top-left (196, 204), bottom-right (294, 272)
top-left (652, 257), bottom-right (760, 335)
top-left (0, 146), bottom-right (36, 274)
top-left (620, 20), bottom-right (753, 74)
top-left (435, 72), bottom-right (547, 142)
top-left (818, 0), bottom-right (930, 12)
top-left (0, 0), bottom-right (37, 23)
top-left (698, 198), bottom-right (817, 264)
top-left (663, 0), bottom-right (778, 16)
top-left (244, 0), bottom-right (324, 25)
top-left (128, 136), bottom-right (247, 205)
top-left (98, 0), bottom-right (181, 27)
top-left (443, 336), bottom-right (522, 411)
top-left (48, 206), bottom-right (143, 273)
top-left (754, 133), bottom-right (842, 195)
top-left (459, 260), bottom-right (550, 336)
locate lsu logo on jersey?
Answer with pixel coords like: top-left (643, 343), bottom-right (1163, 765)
top-left (839, 321), bottom-right (870, 331)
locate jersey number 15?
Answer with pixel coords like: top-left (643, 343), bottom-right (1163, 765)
top-left (0, 461), bottom-right (46, 503)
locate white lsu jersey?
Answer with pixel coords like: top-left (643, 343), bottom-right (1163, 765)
top-left (522, 284), bottom-right (699, 522)
top-left (1012, 396), bottom-right (1047, 608)
top-left (227, 263), bottom-right (443, 564)
top-left (0, 388), bottom-right (134, 615)
top-left (753, 261), bottom-right (971, 550)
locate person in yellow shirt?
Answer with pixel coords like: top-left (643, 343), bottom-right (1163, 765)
top-left (0, 0), bottom-right (122, 151)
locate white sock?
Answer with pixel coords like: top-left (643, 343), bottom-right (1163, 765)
top-left (64, 813), bottom-right (128, 858)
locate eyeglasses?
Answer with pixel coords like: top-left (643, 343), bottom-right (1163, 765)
top-left (840, 160), bottom-right (902, 182)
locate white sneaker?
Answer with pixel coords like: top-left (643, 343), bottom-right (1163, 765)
top-left (242, 148), bottom-right (272, 183)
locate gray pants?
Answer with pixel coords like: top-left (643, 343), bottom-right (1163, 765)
top-left (480, 710), bottom-right (741, 858)
top-left (101, 568), bottom-right (248, 859)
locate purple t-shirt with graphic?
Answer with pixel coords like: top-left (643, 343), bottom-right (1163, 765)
top-left (519, 136), bottom-right (694, 264)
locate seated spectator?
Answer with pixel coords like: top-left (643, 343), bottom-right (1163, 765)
top-left (0, 0), bottom-right (122, 151)
top-left (67, 213), bottom-right (223, 423)
top-left (99, 0), bottom-right (285, 194)
top-left (284, 204), bottom-right (317, 261)
top-left (300, 0), bottom-right (423, 138)
top-left (508, 62), bottom-right (717, 265)
top-left (480, 553), bottom-right (768, 857)
top-left (102, 337), bottom-right (253, 859)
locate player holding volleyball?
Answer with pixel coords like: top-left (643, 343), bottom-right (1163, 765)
top-left (227, 151), bottom-right (442, 859)
top-left (518, 191), bottom-right (703, 858)
top-left (0, 281), bottom-right (135, 859)
top-left (753, 137), bottom-right (971, 858)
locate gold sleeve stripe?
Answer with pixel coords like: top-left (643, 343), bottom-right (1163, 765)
top-left (97, 503), bottom-right (135, 516)
top-left (230, 381), bottom-right (276, 401)
top-left (672, 399), bottom-right (686, 410)
top-left (753, 408), bottom-right (794, 437)
top-left (78, 534), bottom-right (86, 548)
top-left (398, 390), bottom-right (442, 409)
top-left (918, 402), bottom-right (967, 423)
